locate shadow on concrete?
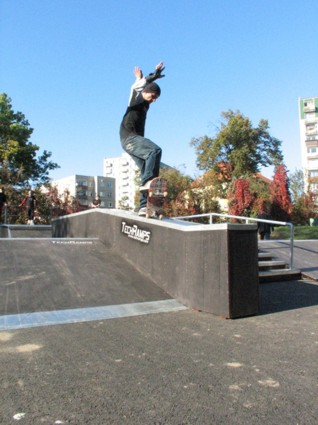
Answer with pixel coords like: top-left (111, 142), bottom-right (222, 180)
top-left (259, 279), bottom-right (318, 315)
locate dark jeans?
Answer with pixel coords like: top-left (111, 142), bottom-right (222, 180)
top-left (121, 135), bottom-right (162, 208)
top-left (27, 207), bottom-right (35, 220)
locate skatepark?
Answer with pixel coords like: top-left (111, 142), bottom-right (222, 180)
top-left (1, 209), bottom-right (318, 424)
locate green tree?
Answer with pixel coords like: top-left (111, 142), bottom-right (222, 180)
top-left (160, 168), bottom-right (195, 216)
top-left (190, 110), bottom-right (283, 180)
top-left (0, 93), bottom-right (59, 187)
top-left (291, 192), bottom-right (317, 225)
top-left (190, 170), bottom-right (223, 217)
top-left (289, 169), bottom-right (305, 203)
top-left (118, 195), bottom-right (130, 210)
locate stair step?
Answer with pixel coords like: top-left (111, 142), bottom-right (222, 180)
top-left (258, 260), bottom-right (288, 271)
top-left (259, 269), bottom-right (302, 283)
top-left (258, 252), bottom-right (273, 261)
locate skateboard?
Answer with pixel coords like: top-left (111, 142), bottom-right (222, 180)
top-left (144, 177), bottom-right (168, 219)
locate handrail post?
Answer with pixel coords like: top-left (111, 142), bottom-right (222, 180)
top-left (289, 223), bottom-right (294, 270)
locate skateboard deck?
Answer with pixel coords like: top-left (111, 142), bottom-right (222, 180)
top-left (145, 177), bottom-right (168, 219)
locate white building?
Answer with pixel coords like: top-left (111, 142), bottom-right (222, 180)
top-left (103, 153), bottom-right (139, 210)
top-left (103, 153), bottom-right (174, 210)
top-left (52, 174), bottom-right (115, 208)
top-left (299, 97), bottom-right (318, 194)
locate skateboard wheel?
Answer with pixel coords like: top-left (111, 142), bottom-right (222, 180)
top-left (163, 191), bottom-right (168, 197)
top-left (149, 191), bottom-right (153, 198)
top-left (159, 214), bottom-right (163, 220)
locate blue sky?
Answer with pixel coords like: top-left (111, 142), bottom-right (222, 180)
top-left (1, 0), bottom-right (317, 181)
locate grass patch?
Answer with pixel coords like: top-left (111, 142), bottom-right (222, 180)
top-left (271, 226), bottom-right (318, 240)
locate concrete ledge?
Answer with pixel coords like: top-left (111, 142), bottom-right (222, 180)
top-left (52, 209), bottom-right (259, 318)
top-left (0, 224), bottom-right (52, 238)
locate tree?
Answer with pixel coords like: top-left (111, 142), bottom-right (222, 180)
top-left (291, 192), bottom-right (317, 225)
top-left (190, 110), bottom-right (283, 180)
top-left (227, 177), bottom-right (255, 216)
top-left (287, 168), bottom-right (316, 224)
top-left (118, 195), bottom-right (130, 210)
top-left (270, 164), bottom-right (292, 222)
top-left (0, 93), bottom-right (59, 188)
top-left (160, 168), bottom-right (195, 216)
top-left (289, 169), bottom-right (305, 203)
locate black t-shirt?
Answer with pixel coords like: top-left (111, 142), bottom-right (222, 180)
top-left (25, 195), bottom-right (36, 208)
top-left (120, 99), bottom-right (150, 141)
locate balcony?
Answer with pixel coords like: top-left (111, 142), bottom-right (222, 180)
top-left (305, 125), bottom-right (318, 136)
top-left (304, 103), bottom-right (316, 113)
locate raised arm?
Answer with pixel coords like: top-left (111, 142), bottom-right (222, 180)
top-left (127, 62), bottom-right (165, 105)
top-left (134, 66), bottom-right (143, 80)
top-left (145, 61), bottom-right (165, 83)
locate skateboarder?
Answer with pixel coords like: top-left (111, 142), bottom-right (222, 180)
top-left (120, 61), bottom-right (165, 216)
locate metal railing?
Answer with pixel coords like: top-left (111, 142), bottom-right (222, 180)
top-left (172, 212), bottom-right (295, 271)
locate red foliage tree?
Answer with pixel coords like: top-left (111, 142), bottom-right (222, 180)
top-left (269, 164), bottom-right (292, 222)
top-left (228, 178), bottom-right (255, 216)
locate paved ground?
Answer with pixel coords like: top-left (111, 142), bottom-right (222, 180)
top-left (0, 236), bottom-right (317, 424)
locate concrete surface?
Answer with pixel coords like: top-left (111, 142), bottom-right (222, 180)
top-left (0, 281), bottom-right (317, 424)
top-left (0, 239), bottom-right (171, 316)
top-left (0, 230), bottom-right (317, 424)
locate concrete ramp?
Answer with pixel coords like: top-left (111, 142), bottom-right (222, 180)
top-left (0, 239), bottom-right (177, 321)
top-left (52, 209), bottom-right (260, 318)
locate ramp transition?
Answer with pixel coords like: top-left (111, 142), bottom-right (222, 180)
top-left (0, 238), bottom-right (185, 329)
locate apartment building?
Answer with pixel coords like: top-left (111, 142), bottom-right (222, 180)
top-left (103, 153), bottom-right (139, 209)
top-left (103, 153), bottom-right (174, 210)
top-left (299, 97), bottom-right (318, 194)
top-left (52, 174), bottom-right (115, 208)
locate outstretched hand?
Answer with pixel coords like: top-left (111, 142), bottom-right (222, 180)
top-left (155, 61), bottom-right (165, 78)
top-left (134, 66), bottom-right (143, 79)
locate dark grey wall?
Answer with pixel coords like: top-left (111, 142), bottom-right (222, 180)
top-left (52, 210), bottom-right (259, 318)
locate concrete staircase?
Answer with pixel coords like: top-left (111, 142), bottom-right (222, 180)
top-left (258, 250), bottom-right (302, 283)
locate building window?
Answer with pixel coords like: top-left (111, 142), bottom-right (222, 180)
top-left (107, 182), bottom-right (113, 188)
top-left (308, 170), bottom-right (318, 178)
top-left (307, 147), bottom-right (318, 154)
top-left (77, 180), bottom-right (88, 187)
top-left (309, 183), bottom-right (318, 192)
top-left (305, 112), bottom-right (316, 121)
top-left (306, 123), bottom-right (318, 135)
top-left (303, 99), bottom-right (316, 113)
